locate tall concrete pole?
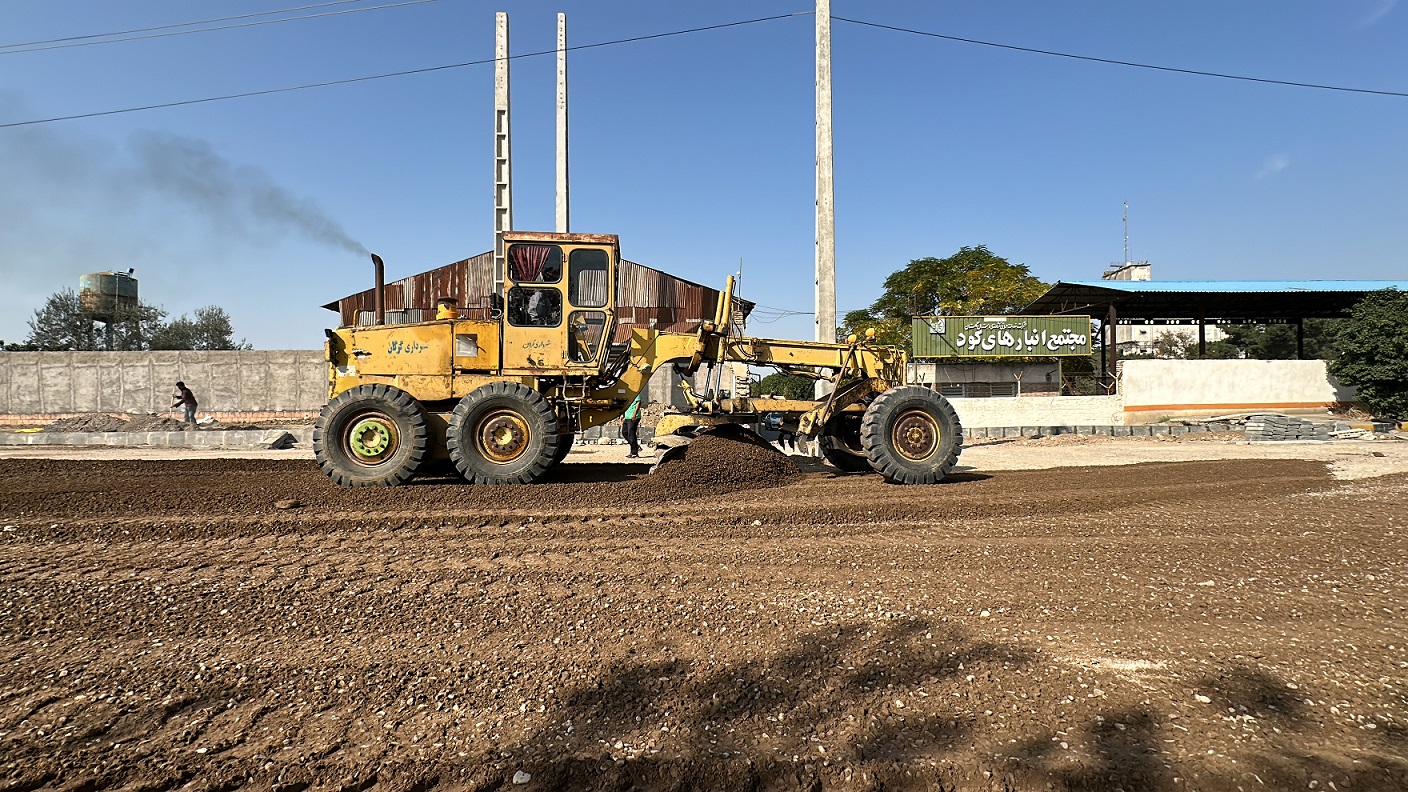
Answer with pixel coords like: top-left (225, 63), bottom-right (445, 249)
top-left (493, 11), bottom-right (513, 298)
top-left (815, 0), bottom-right (836, 347)
top-left (555, 13), bottom-right (570, 233)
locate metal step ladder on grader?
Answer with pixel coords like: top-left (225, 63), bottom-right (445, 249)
top-left (313, 232), bottom-right (963, 486)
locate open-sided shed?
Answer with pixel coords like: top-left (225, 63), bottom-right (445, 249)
top-left (1023, 279), bottom-right (1408, 384)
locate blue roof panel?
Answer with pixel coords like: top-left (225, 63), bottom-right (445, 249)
top-left (1061, 280), bottom-right (1408, 293)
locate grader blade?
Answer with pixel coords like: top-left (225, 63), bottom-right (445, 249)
top-left (649, 422), bottom-right (770, 473)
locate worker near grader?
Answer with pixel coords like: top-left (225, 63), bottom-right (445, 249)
top-left (171, 381), bottom-right (198, 425)
top-left (623, 394), bottom-right (643, 458)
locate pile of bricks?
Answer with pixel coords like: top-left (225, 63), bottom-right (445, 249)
top-left (1245, 414), bottom-right (1331, 442)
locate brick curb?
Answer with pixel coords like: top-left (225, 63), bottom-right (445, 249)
top-left (0, 427), bottom-right (314, 447)
top-left (962, 424), bottom-right (1236, 440)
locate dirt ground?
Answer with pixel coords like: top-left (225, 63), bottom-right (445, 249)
top-left (1, 437), bottom-right (1405, 791)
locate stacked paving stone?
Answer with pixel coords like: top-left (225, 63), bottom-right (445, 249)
top-left (1245, 414), bottom-right (1331, 442)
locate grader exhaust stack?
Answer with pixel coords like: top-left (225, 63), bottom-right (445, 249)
top-left (370, 253), bottom-right (386, 327)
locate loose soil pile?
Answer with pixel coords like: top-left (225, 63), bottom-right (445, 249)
top-left (39, 413), bottom-right (307, 433)
top-left (45, 413), bottom-right (198, 432)
top-left (1, 456), bottom-right (1405, 791)
top-left (643, 425), bottom-right (800, 498)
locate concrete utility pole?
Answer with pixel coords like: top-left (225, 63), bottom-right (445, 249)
top-left (493, 11), bottom-right (513, 298)
top-left (815, 0), bottom-right (836, 347)
top-left (555, 13), bottom-right (570, 233)
top-left (815, 0), bottom-right (836, 397)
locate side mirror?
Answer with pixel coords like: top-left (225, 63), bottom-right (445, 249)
top-left (489, 293), bottom-right (504, 319)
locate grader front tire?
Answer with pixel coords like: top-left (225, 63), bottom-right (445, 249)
top-left (552, 433), bottom-right (576, 465)
top-left (860, 386), bottom-right (962, 484)
top-left (446, 382), bottom-right (561, 485)
top-left (313, 384), bottom-right (429, 487)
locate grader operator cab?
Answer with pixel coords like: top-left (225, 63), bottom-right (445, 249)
top-left (314, 231), bottom-right (963, 487)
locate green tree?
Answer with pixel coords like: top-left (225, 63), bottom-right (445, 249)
top-left (18, 289), bottom-right (101, 351)
top-left (1329, 289), bottom-right (1408, 418)
top-left (754, 372), bottom-right (816, 401)
top-left (16, 288), bottom-right (166, 351)
top-left (12, 289), bottom-right (249, 352)
top-left (840, 246), bottom-right (1047, 348)
top-left (152, 306), bottom-right (251, 350)
top-left (1213, 321), bottom-right (1340, 360)
top-left (1151, 330), bottom-right (1196, 359)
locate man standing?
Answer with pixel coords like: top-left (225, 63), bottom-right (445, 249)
top-left (171, 381), bottom-right (198, 425)
top-left (622, 393), bottom-right (643, 458)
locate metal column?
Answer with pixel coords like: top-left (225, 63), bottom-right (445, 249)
top-left (1099, 310), bottom-right (1108, 385)
top-left (1107, 304), bottom-right (1119, 393)
top-left (493, 12), bottom-right (513, 298)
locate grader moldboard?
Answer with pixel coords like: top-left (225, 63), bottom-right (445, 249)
top-left (314, 232), bottom-right (963, 486)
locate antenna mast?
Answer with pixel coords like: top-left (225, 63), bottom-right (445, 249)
top-left (1123, 200), bottom-right (1129, 265)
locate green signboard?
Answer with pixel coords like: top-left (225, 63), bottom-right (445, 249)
top-left (912, 315), bottom-right (1092, 358)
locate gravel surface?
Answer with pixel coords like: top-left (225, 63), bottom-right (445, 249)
top-left (0, 454), bottom-right (1405, 791)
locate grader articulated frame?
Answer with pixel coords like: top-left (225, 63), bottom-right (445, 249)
top-left (313, 232), bottom-right (961, 487)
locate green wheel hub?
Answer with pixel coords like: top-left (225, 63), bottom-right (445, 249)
top-left (347, 415), bottom-right (397, 462)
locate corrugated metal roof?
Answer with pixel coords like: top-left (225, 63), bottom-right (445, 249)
top-left (322, 251), bottom-right (753, 342)
top-left (1059, 280), bottom-right (1408, 293)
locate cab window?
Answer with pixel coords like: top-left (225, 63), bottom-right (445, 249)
top-left (568, 248), bottom-right (609, 308)
top-left (568, 311), bottom-right (607, 362)
top-left (507, 287), bottom-right (562, 327)
top-left (508, 244), bottom-right (563, 284)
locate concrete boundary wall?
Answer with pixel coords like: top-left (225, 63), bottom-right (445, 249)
top-left (0, 351), bottom-right (327, 418)
top-left (947, 395), bottom-right (1123, 429)
top-left (1121, 359), bottom-right (1355, 421)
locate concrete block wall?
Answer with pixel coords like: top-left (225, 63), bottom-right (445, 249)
top-left (0, 351), bottom-right (327, 418)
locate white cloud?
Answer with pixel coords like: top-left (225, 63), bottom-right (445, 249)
top-left (1355, 0), bottom-right (1398, 29)
top-left (1254, 153), bottom-right (1290, 180)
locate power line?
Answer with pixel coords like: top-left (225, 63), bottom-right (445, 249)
top-left (1, 0), bottom-right (371, 49)
top-left (5, 10), bottom-right (1401, 130)
top-left (2, 0), bottom-right (446, 55)
top-left (832, 15), bottom-right (1408, 99)
top-left (0, 13), bottom-right (805, 129)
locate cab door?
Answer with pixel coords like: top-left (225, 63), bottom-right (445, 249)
top-left (501, 242), bottom-right (567, 372)
top-left (563, 246), bottom-right (614, 373)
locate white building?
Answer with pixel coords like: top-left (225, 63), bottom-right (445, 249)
top-left (1102, 262), bottom-right (1224, 355)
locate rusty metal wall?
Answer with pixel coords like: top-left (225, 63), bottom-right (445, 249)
top-left (335, 252), bottom-right (496, 326)
top-left (328, 253), bottom-right (752, 340)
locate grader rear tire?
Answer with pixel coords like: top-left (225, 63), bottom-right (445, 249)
top-left (817, 412), bottom-right (871, 473)
top-left (860, 386), bottom-right (962, 484)
top-left (446, 382), bottom-right (561, 485)
top-left (313, 384), bottom-right (429, 487)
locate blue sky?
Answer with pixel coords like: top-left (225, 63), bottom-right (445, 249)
top-left (2, 0), bottom-right (1405, 348)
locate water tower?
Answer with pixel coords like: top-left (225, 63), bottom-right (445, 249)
top-left (78, 270), bottom-right (139, 349)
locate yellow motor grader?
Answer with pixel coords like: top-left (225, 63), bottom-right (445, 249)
top-left (314, 232), bottom-right (962, 486)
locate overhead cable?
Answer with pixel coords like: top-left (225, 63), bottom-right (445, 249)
top-left (5, 10), bottom-right (1403, 130)
top-left (0, 13), bottom-right (804, 129)
top-left (832, 15), bottom-right (1408, 99)
top-left (2, 0), bottom-right (445, 55)
top-left (1, 0), bottom-right (370, 49)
